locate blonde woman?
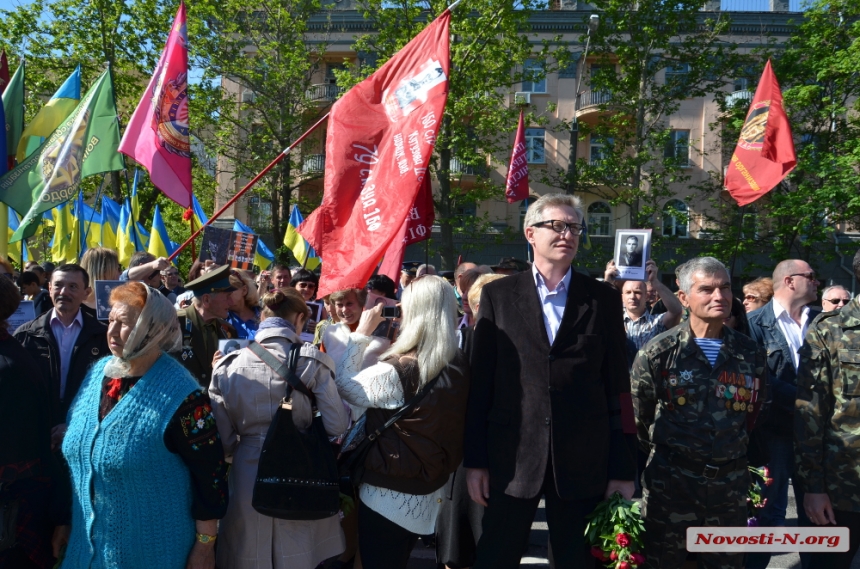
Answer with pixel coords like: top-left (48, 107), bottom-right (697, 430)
top-left (333, 276), bottom-right (469, 568)
top-left (79, 247), bottom-right (121, 316)
top-left (226, 270), bottom-right (261, 339)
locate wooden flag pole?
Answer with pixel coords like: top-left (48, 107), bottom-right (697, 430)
top-left (170, 112), bottom-right (330, 261)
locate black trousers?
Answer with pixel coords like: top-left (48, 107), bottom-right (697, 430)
top-left (806, 509), bottom-right (860, 569)
top-left (473, 456), bottom-right (602, 569)
top-left (358, 499), bottom-right (421, 569)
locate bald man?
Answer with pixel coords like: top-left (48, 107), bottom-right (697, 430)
top-left (746, 259), bottom-right (820, 569)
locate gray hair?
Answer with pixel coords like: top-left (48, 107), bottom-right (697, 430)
top-left (416, 264), bottom-right (437, 277)
top-left (523, 193), bottom-right (584, 236)
top-left (822, 285), bottom-right (849, 298)
top-left (678, 257), bottom-right (730, 294)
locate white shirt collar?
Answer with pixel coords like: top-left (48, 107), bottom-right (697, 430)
top-left (532, 264), bottom-right (572, 294)
top-left (50, 308), bottom-right (83, 328)
top-left (772, 299), bottom-right (809, 322)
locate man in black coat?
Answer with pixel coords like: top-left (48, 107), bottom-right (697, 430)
top-left (465, 193), bottom-right (638, 569)
top-left (15, 264), bottom-right (108, 449)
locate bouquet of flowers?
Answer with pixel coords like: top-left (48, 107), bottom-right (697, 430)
top-left (747, 465), bottom-right (773, 526)
top-left (585, 492), bottom-right (646, 568)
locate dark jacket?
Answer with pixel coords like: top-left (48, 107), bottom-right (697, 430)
top-left (176, 305), bottom-right (237, 388)
top-left (363, 352), bottom-right (470, 495)
top-left (465, 270), bottom-right (638, 500)
top-left (747, 299), bottom-right (820, 437)
top-left (14, 309), bottom-right (108, 427)
top-left (31, 290), bottom-right (53, 317)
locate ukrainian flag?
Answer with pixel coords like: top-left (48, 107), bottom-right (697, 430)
top-left (191, 194), bottom-right (208, 229)
top-left (234, 219), bottom-right (274, 270)
top-left (283, 205), bottom-right (320, 270)
top-left (117, 199), bottom-right (145, 266)
top-left (7, 211), bottom-right (29, 265)
top-left (16, 65), bottom-right (81, 162)
top-left (74, 191), bottom-right (102, 251)
top-left (50, 202), bottom-right (80, 263)
top-left (100, 196), bottom-right (120, 249)
top-left (148, 204), bottom-right (176, 262)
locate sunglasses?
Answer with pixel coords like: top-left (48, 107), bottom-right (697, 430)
top-left (789, 272), bottom-right (817, 282)
top-left (824, 298), bottom-right (850, 306)
top-left (743, 294), bottom-right (761, 302)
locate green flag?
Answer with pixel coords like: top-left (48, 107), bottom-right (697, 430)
top-left (0, 69), bottom-right (124, 241)
top-left (2, 60), bottom-right (24, 161)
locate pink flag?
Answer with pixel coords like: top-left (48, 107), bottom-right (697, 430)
top-left (119, 2), bottom-right (192, 207)
top-left (505, 110), bottom-right (529, 203)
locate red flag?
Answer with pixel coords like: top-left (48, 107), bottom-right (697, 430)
top-left (378, 175), bottom-right (435, 281)
top-left (0, 51), bottom-right (9, 95)
top-left (300, 11), bottom-right (450, 297)
top-left (505, 110), bottom-right (529, 203)
top-left (118, 3), bottom-right (192, 208)
top-left (724, 60), bottom-right (796, 207)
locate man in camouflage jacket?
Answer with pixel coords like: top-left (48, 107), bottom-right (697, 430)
top-left (795, 252), bottom-right (860, 568)
top-left (633, 257), bottom-right (768, 569)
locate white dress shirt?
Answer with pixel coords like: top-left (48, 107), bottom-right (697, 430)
top-left (772, 299), bottom-right (811, 370)
top-left (49, 308), bottom-right (84, 399)
top-left (532, 265), bottom-right (572, 345)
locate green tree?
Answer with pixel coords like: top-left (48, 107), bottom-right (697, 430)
top-left (337, 0), bottom-right (572, 269)
top-left (694, 0), bottom-right (860, 277)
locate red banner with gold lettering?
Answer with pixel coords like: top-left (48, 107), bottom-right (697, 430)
top-left (299, 11), bottom-right (450, 297)
top-left (724, 60), bottom-right (796, 207)
top-left (505, 110), bottom-right (529, 203)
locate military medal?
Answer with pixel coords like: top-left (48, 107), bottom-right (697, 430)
top-left (669, 375), bottom-right (678, 386)
top-left (733, 401), bottom-right (741, 411)
top-left (738, 387), bottom-right (747, 399)
top-left (740, 402), bottom-right (747, 411)
top-left (726, 401), bottom-right (732, 410)
top-left (716, 384), bottom-right (726, 398)
top-left (677, 396), bottom-right (686, 406)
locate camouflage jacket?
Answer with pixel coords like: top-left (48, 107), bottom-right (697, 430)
top-left (795, 297), bottom-right (860, 508)
top-left (633, 321), bottom-right (768, 462)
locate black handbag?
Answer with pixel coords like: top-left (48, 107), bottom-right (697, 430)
top-left (248, 341), bottom-right (341, 520)
top-left (338, 374), bottom-right (440, 488)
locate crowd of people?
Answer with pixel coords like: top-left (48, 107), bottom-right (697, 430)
top-left (1, 192), bottom-right (860, 569)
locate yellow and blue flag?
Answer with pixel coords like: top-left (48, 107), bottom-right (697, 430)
top-left (16, 65), bottom-right (81, 162)
top-left (234, 219), bottom-right (274, 270)
top-left (190, 194), bottom-right (208, 229)
top-left (50, 201), bottom-right (80, 263)
top-left (148, 204), bottom-right (177, 262)
top-left (74, 191), bottom-right (102, 252)
top-left (7, 210), bottom-right (29, 264)
top-left (283, 205), bottom-right (320, 270)
top-left (100, 196), bottom-right (120, 249)
top-left (117, 198), bottom-right (145, 266)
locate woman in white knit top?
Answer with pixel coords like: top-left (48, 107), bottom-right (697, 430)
top-left (333, 276), bottom-right (469, 568)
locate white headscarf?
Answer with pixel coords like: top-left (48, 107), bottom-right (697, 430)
top-left (104, 284), bottom-right (182, 377)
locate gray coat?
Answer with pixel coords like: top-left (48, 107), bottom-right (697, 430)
top-left (209, 325), bottom-right (350, 569)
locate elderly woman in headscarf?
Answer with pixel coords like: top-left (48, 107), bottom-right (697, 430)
top-left (56, 282), bottom-right (228, 569)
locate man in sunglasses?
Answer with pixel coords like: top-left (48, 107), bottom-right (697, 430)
top-left (466, 193), bottom-right (636, 568)
top-left (746, 259), bottom-right (820, 569)
top-left (821, 285), bottom-right (852, 313)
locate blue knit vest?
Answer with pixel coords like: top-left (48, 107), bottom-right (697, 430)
top-left (62, 353), bottom-right (201, 569)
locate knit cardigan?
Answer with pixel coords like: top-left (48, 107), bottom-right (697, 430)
top-left (62, 353), bottom-right (201, 569)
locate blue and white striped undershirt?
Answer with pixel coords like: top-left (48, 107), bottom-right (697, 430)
top-left (694, 338), bottom-right (723, 366)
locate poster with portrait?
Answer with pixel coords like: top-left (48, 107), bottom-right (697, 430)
top-left (94, 280), bottom-right (126, 320)
top-left (301, 302), bottom-right (324, 343)
top-left (614, 229), bottom-right (651, 281)
top-left (218, 339), bottom-right (250, 356)
top-left (199, 227), bottom-right (258, 270)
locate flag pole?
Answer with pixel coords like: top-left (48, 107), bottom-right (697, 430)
top-left (170, 112), bottom-right (330, 261)
top-left (81, 173), bottom-right (109, 256)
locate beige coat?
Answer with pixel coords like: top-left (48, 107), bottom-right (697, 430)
top-left (209, 325), bottom-right (350, 569)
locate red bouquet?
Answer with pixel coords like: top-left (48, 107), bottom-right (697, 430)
top-left (585, 492), bottom-right (646, 568)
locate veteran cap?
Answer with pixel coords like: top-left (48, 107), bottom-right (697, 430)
top-left (185, 264), bottom-right (237, 297)
top-left (401, 261), bottom-right (421, 277)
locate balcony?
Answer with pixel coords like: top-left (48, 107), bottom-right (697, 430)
top-left (302, 154), bottom-right (325, 174)
top-left (720, 90), bottom-right (753, 118)
top-left (450, 157), bottom-right (487, 177)
top-left (305, 84), bottom-right (343, 105)
top-left (576, 90), bottom-right (616, 119)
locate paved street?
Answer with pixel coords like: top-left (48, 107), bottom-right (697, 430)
top-left (406, 486), bottom-right (860, 568)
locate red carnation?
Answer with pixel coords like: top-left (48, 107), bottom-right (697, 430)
top-left (630, 552), bottom-right (646, 565)
top-left (183, 208), bottom-right (193, 221)
top-left (618, 562), bottom-right (631, 569)
top-left (590, 546), bottom-right (607, 561)
top-left (762, 466), bottom-right (770, 478)
top-left (610, 550), bottom-right (618, 561)
top-left (616, 533), bottom-right (631, 548)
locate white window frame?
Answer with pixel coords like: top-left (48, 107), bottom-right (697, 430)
top-left (665, 62), bottom-right (690, 84)
top-left (662, 199), bottom-right (689, 238)
top-left (587, 201), bottom-right (612, 236)
top-left (589, 135), bottom-right (614, 165)
top-left (665, 129), bottom-right (691, 167)
top-left (525, 128), bottom-right (546, 164)
top-left (522, 59), bottom-right (547, 94)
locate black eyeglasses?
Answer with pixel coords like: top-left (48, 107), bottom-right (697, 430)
top-left (530, 220), bottom-right (584, 236)
top-left (824, 297), bottom-right (850, 305)
top-left (789, 272), bottom-right (817, 282)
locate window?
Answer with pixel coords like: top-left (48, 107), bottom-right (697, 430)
top-left (454, 202), bottom-right (477, 225)
top-left (589, 135), bottom-right (614, 164)
top-left (326, 62), bottom-right (346, 85)
top-left (664, 130), bottom-right (690, 167)
top-left (662, 199), bottom-right (689, 238)
top-left (525, 129), bottom-right (545, 164)
top-left (587, 202), bottom-right (612, 236)
top-left (248, 196), bottom-right (272, 230)
top-left (522, 59), bottom-right (546, 93)
top-left (665, 62), bottom-right (690, 83)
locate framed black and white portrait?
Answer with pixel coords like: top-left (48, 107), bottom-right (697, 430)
top-left (614, 229), bottom-right (651, 281)
top-left (94, 280), bottom-right (125, 321)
